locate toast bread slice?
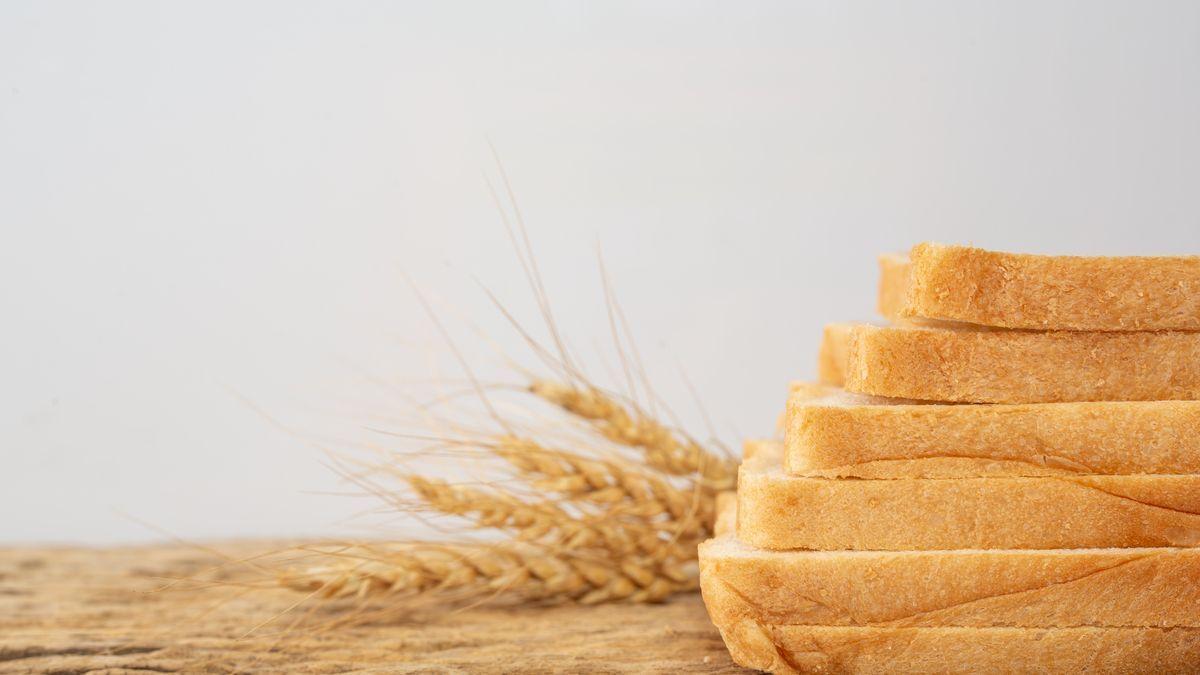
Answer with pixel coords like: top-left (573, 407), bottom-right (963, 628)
top-left (737, 441), bottom-right (1200, 550)
top-left (898, 242), bottom-right (1200, 331)
top-left (785, 383), bottom-right (1200, 477)
top-left (700, 535), bottom-right (1200, 628)
top-left (844, 322), bottom-right (1200, 403)
top-left (702, 571), bottom-right (1200, 674)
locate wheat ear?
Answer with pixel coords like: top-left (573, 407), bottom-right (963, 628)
top-left (279, 542), bottom-right (697, 605)
top-left (401, 475), bottom-right (691, 558)
top-left (487, 435), bottom-right (714, 534)
top-left (528, 380), bottom-right (736, 490)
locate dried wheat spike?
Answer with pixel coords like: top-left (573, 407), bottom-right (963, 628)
top-left (403, 475), bottom-right (691, 558)
top-left (278, 542), bottom-right (698, 605)
top-left (528, 380), bottom-right (736, 490)
top-left (488, 436), bottom-right (714, 534)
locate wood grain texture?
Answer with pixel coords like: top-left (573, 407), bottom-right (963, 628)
top-left (0, 543), bottom-right (740, 674)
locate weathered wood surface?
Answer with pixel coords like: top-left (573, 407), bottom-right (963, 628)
top-left (0, 543), bottom-right (742, 674)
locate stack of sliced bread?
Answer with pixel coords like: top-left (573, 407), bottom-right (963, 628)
top-left (700, 243), bottom-right (1200, 674)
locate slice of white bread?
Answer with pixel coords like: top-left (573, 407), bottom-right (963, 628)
top-left (843, 322), bottom-right (1200, 403)
top-left (895, 242), bottom-right (1200, 331)
top-left (784, 383), bottom-right (1200, 477)
top-left (703, 579), bottom-right (1200, 674)
top-left (738, 441), bottom-right (1200, 550)
top-left (699, 536), bottom-right (1200, 628)
top-left (879, 252), bottom-right (973, 327)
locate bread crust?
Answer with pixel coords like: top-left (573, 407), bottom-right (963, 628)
top-left (785, 385), bottom-right (1200, 477)
top-left (844, 323), bottom-right (1200, 403)
top-left (700, 536), bottom-right (1200, 628)
top-left (899, 242), bottom-right (1200, 331)
top-left (700, 571), bottom-right (1200, 674)
top-left (738, 456), bottom-right (1200, 550)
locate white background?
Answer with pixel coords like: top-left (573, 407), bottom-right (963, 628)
top-left (4, 1), bottom-right (1199, 544)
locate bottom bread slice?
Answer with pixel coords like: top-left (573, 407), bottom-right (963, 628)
top-left (699, 536), bottom-right (1200, 628)
top-left (701, 561), bottom-right (1200, 674)
top-left (710, 621), bottom-right (1200, 674)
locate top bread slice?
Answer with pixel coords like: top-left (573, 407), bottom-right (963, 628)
top-left (785, 383), bottom-right (1200, 477)
top-left (891, 243), bottom-right (1200, 331)
top-left (843, 322), bottom-right (1200, 403)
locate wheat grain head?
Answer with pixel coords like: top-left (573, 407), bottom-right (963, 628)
top-left (528, 380), bottom-right (736, 490)
top-left (278, 541), bottom-right (697, 605)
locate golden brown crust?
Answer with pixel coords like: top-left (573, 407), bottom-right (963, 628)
top-left (785, 385), bottom-right (1200, 477)
top-left (700, 536), bottom-right (1200, 628)
top-left (700, 570), bottom-right (1200, 675)
top-left (902, 242), bottom-right (1200, 331)
top-left (844, 323), bottom-right (1200, 403)
top-left (737, 459), bottom-right (1200, 550)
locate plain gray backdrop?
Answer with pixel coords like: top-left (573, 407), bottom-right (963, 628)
top-left (4, 1), bottom-right (1200, 543)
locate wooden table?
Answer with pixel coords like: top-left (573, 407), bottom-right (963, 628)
top-left (0, 543), bottom-right (742, 673)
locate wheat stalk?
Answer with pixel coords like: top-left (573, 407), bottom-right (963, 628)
top-left (217, 168), bottom-right (733, 621)
top-left (268, 389), bottom-right (729, 610)
top-left (269, 391), bottom-right (726, 613)
top-left (528, 380), bottom-right (737, 490)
